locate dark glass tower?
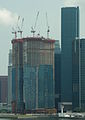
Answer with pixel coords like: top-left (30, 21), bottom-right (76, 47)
top-left (72, 38), bottom-right (85, 111)
top-left (54, 41), bottom-right (61, 109)
top-left (61, 7), bottom-right (79, 103)
top-left (72, 38), bottom-right (79, 111)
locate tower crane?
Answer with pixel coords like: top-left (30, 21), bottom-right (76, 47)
top-left (46, 12), bottom-right (50, 39)
top-left (12, 27), bottom-right (17, 39)
top-left (31, 11), bottom-right (39, 37)
top-left (17, 17), bottom-right (24, 38)
top-left (12, 16), bottom-right (20, 39)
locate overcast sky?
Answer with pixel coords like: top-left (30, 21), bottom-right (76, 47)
top-left (0, 0), bottom-right (85, 75)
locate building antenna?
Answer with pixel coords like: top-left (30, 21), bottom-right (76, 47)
top-left (31, 11), bottom-right (39, 37)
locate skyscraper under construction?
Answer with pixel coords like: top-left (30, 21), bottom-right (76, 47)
top-left (12, 39), bottom-right (24, 112)
top-left (12, 37), bottom-right (55, 112)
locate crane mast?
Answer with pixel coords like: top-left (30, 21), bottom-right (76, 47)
top-left (31, 11), bottom-right (39, 37)
top-left (46, 12), bottom-right (50, 39)
top-left (12, 27), bottom-right (17, 39)
top-left (17, 17), bottom-right (24, 38)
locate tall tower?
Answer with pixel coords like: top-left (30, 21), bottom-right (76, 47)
top-left (61, 7), bottom-right (79, 105)
top-left (72, 38), bottom-right (85, 111)
top-left (12, 37), bottom-right (55, 112)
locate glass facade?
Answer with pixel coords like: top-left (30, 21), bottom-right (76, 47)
top-left (12, 66), bottom-right (23, 112)
top-left (72, 39), bottom-right (79, 111)
top-left (72, 39), bottom-right (85, 111)
top-left (61, 7), bottom-right (79, 103)
top-left (38, 65), bottom-right (54, 109)
top-left (23, 65), bottom-right (36, 110)
top-left (54, 41), bottom-right (61, 109)
top-left (23, 64), bottom-right (54, 110)
top-left (80, 39), bottom-right (85, 110)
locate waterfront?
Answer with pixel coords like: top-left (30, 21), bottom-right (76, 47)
top-left (0, 118), bottom-right (84, 120)
top-left (0, 116), bottom-right (85, 120)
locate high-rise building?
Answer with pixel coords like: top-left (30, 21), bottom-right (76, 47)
top-left (0, 76), bottom-right (8, 103)
top-left (12, 37), bottom-right (55, 112)
top-left (54, 40), bottom-right (61, 110)
top-left (72, 38), bottom-right (85, 111)
top-left (8, 49), bottom-right (12, 106)
top-left (61, 7), bottom-right (79, 106)
top-left (12, 39), bottom-right (24, 113)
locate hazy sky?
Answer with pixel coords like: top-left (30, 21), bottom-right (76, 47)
top-left (0, 0), bottom-right (85, 75)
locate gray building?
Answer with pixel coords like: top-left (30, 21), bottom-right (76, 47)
top-left (72, 38), bottom-right (85, 111)
top-left (61, 7), bottom-right (79, 106)
top-left (0, 76), bottom-right (8, 103)
top-left (8, 49), bottom-right (12, 106)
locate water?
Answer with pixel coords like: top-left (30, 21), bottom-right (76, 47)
top-left (0, 117), bottom-right (84, 120)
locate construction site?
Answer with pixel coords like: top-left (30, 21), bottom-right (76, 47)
top-left (11, 13), bottom-right (56, 114)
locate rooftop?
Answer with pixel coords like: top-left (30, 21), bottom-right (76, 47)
top-left (11, 37), bottom-right (55, 44)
